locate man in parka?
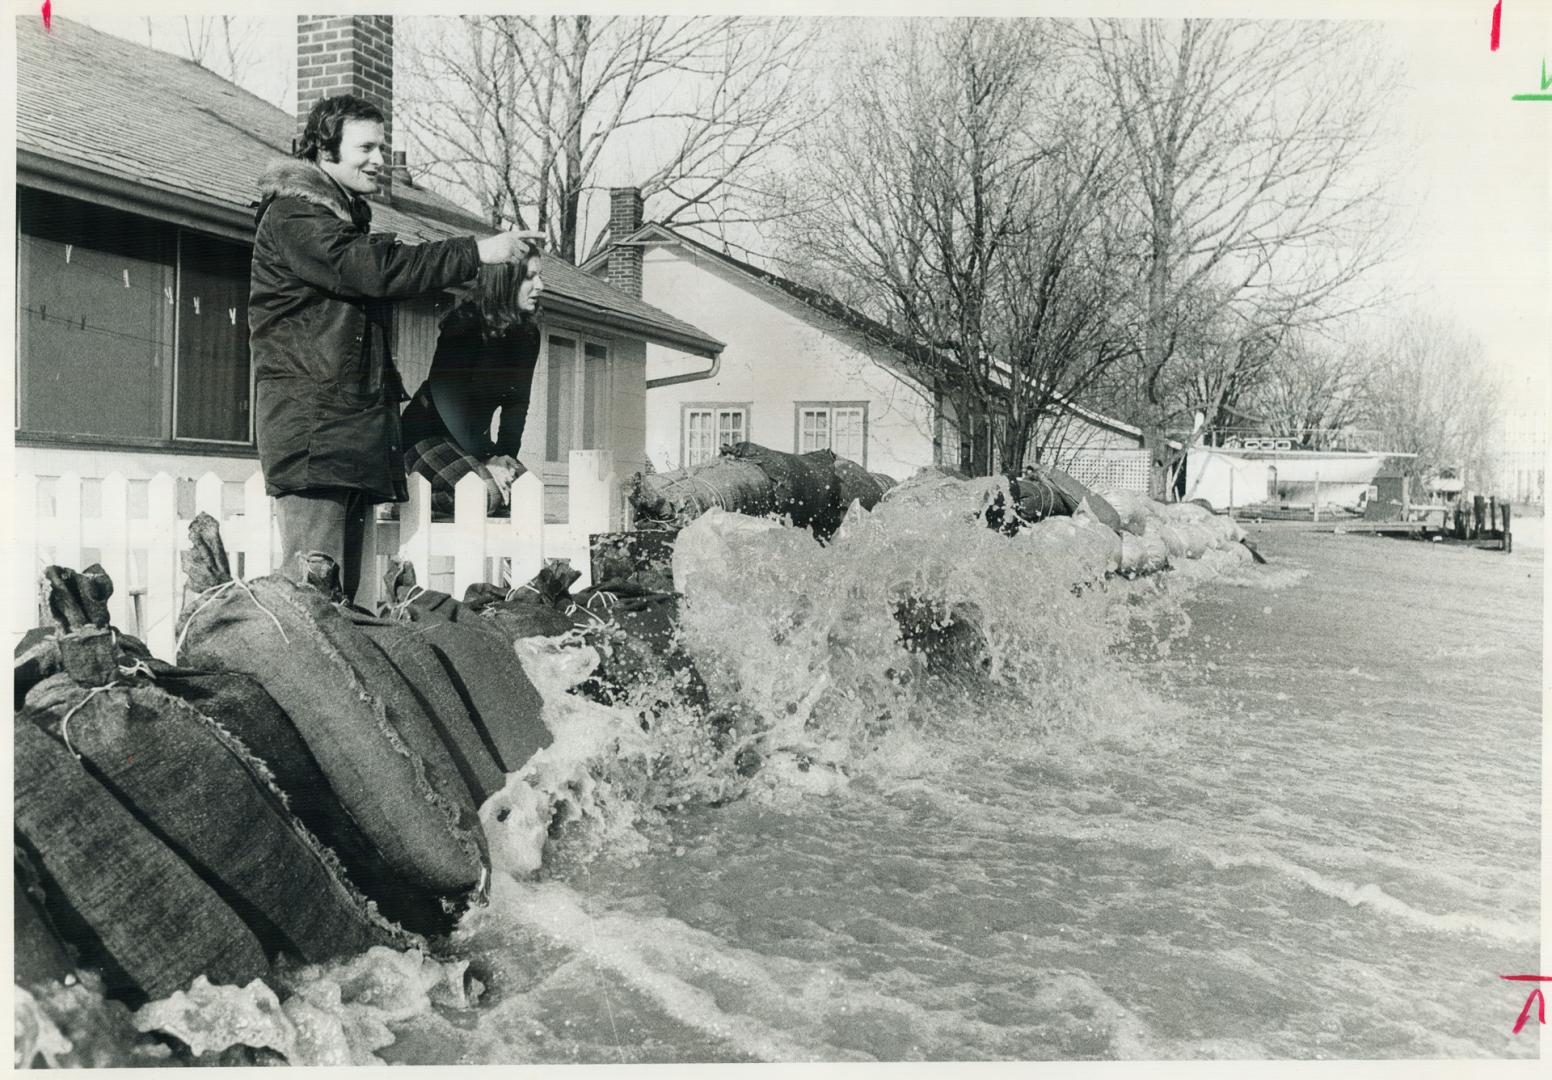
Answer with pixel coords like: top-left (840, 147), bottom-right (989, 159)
top-left (250, 94), bottom-right (533, 602)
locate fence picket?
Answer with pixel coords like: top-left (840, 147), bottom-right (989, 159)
top-left (99, 472), bottom-right (132, 630)
top-left (507, 471), bottom-right (545, 587)
top-left (144, 474), bottom-right (179, 661)
top-left (15, 457), bottom-right (606, 657)
top-left (52, 472), bottom-right (84, 576)
top-left (452, 472), bottom-right (488, 598)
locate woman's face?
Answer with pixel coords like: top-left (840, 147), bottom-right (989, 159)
top-left (517, 256), bottom-right (545, 314)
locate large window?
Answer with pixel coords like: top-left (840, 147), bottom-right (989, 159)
top-left (16, 188), bottom-right (252, 445)
top-left (796, 402), bottom-right (867, 466)
top-left (544, 334), bottom-right (609, 463)
top-left (683, 405), bottom-right (747, 467)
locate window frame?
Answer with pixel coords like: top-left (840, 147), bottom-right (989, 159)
top-left (15, 189), bottom-right (256, 453)
top-left (793, 400), bottom-right (869, 468)
top-left (541, 326), bottom-right (613, 467)
top-left (681, 402), bottom-right (750, 468)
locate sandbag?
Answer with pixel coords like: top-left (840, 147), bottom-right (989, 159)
top-left (1150, 522), bottom-right (1186, 561)
top-left (14, 717), bottom-right (270, 1005)
top-left (1019, 464), bottom-right (1124, 533)
top-left (1178, 522), bottom-right (1214, 559)
top-left (632, 458), bottom-right (776, 524)
top-left (415, 620), bottom-right (552, 775)
top-left (830, 457), bottom-right (896, 519)
top-left (1118, 532), bottom-right (1148, 575)
top-left (352, 615), bottom-right (507, 806)
top-left (152, 669), bottom-right (454, 936)
top-left (176, 516), bottom-right (488, 897)
top-left (23, 673), bottom-right (403, 964)
top-left (377, 560), bottom-right (470, 626)
top-left (15, 858), bottom-right (83, 990)
top-left (728, 442), bottom-right (843, 534)
top-left (462, 561), bottom-right (584, 641)
top-left (1098, 489), bottom-right (1159, 537)
top-left (565, 589), bottom-right (709, 708)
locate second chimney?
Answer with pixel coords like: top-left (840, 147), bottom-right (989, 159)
top-left (606, 187), bottom-right (644, 298)
top-left (296, 15), bottom-right (395, 201)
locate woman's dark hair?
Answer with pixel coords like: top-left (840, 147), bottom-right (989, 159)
top-left (443, 246), bottom-right (542, 337)
top-left (297, 94), bottom-right (386, 163)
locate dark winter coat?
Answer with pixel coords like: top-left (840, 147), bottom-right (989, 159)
top-left (249, 159), bottom-right (482, 501)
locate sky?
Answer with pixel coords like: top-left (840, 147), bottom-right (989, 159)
top-left (11, 0), bottom-right (1552, 406)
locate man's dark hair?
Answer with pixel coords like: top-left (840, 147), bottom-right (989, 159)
top-left (297, 94), bottom-right (386, 163)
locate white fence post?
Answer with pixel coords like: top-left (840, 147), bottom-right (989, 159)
top-left (144, 474), bottom-right (179, 661)
top-left (243, 471), bottom-right (274, 579)
top-left (452, 472), bottom-right (488, 599)
top-left (506, 471), bottom-right (545, 587)
top-left (52, 472), bottom-right (83, 577)
top-left (398, 472), bottom-right (435, 586)
top-left (14, 474), bottom-right (40, 638)
top-left (567, 450), bottom-right (616, 589)
top-left (99, 472), bottom-right (131, 630)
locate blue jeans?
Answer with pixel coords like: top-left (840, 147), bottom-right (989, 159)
top-left (274, 490), bottom-right (372, 603)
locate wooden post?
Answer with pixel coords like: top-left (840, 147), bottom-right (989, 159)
top-left (397, 472), bottom-right (434, 585)
top-left (243, 472), bottom-right (274, 579)
top-left (1472, 494), bottom-right (1486, 539)
top-left (144, 473), bottom-right (179, 661)
top-left (1313, 473), bottom-right (1321, 523)
top-left (1502, 500), bottom-right (1513, 553)
top-left (452, 471), bottom-right (489, 599)
top-left (53, 472), bottom-right (83, 576)
top-left (99, 472), bottom-right (131, 630)
top-left (507, 471), bottom-right (545, 587)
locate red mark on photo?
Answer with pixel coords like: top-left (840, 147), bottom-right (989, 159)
top-left (1491, 1), bottom-right (1502, 51)
top-left (42, 0), bottom-right (51, 32)
top-left (1501, 975), bottom-right (1549, 1035)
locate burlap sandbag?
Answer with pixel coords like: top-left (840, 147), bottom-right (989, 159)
top-left (23, 673), bottom-right (405, 964)
top-left (831, 457), bottom-right (896, 515)
top-left (416, 620), bottom-right (552, 775)
top-left (151, 669), bottom-right (452, 935)
top-left (631, 458), bottom-right (777, 524)
top-left (14, 717), bottom-right (270, 1005)
top-left (461, 561), bottom-right (582, 641)
top-left (351, 615), bottom-right (507, 806)
top-left (728, 442), bottom-right (843, 533)
top-left (565, 588), bottom-right (709, 708)
top-left (176, 517), bottom-right (488, 897)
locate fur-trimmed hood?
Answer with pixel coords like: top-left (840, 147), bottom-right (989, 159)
top-left (256, 158), bottom-right (365, 226)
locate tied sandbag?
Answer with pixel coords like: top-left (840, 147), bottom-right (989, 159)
top-left (152, 669), bottom-right (453, 936)
top-left (1150, 521), bottom-right (1187, 561)
top-left (349, 613), bottom-right (508, 806)
top-left (15, 856), bottom-right (84, 990)
top-left (832, 457), bottom-right (897, 517)
top-left (1099, 489), bottom-right (1160, 537)
top-left (461, 561), bottom-right (581, 642)
top-left (175, 515), bottom-right (488, 897)
top-left (590, 530), bottom-right (678, 596)
top-left (14, 717), bottom-right (270, 1006)
top-left (727, 442), bottom-right (843, 534)
top-left (632, 458), bottom-right (776, 524)
top-left (415, 619), bottom-right (553, 774)
top-left (22, 673), bottom-right (404, 965)
top-left (565, 588), bottom-right (709, 708)
top-left (377, 560), bottom-right (470, 626)
top-left (1023, 462), bottom-right (1124, 533)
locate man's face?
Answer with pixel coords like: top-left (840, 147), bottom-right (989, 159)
top-left (517, 256), bottom-right (545, 314)
top-left (320, 118), bottom-right (385, 196)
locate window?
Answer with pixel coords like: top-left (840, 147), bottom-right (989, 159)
top-left (796, 403), bottom-right (866, 466)
top-left (544, 334), bottom-right (609, 463)
top-left (16, 188), bottom-right (253, 445)
top-left (683, 405), bottom-right (747, 467)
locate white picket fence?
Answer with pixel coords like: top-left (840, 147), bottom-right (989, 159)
top-left (15, 450), bottom-right (620, 661)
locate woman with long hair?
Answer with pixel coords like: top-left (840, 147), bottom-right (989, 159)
top-left (400, 242), bottom-right (545, 515)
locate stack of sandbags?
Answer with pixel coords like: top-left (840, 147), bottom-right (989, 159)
top-left (631, 442), bottom-right (895, 540)
top-left (174, 516), bottom-right (490, 928)
top-left (15, 565), bottom-right (404, 1005)
top-left (1098, 489), bottom-right (1162, 537)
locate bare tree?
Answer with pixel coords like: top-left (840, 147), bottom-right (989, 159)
top-left (1082, 18), bottom-right (1395, 495)
top-left (776, 19), bottom-right (1134, 476)
top-left (1248, 330), bottom-right (1370, 448)
top-left (398, 15), bottom-right (818, 263)
top-left (139, 16), bottom-right (278, 107)
top-left (1359, 313), bottom-right (1501, 486)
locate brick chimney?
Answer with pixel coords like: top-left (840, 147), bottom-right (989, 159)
top-left (296, 15), bottom-right (395, 200)
top-left (606, 187), bottom-right (644, 298)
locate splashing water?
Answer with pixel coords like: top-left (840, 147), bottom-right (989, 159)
top-left (42, 498), bottom-right (1540, 1063)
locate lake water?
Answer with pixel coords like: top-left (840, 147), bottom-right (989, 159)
top-left (369, 517), bottom-right (1542, 1064)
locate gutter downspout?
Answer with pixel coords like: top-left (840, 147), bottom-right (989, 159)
top-left (645, 351), bottom-right (721, 390)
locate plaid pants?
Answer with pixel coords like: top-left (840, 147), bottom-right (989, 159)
top-left (404, 436), bottom-right (508, 517)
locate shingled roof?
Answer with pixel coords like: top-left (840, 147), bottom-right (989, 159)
top-left (15, 16), bottom-right (722, 358)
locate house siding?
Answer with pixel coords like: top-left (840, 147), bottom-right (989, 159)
top-left (639, 246), bottom-right (938, 480)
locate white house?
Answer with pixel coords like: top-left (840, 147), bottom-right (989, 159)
top-left (584, 213), bottom-right (1155, 492)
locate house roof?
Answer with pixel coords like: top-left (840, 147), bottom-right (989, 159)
top-left (590, 223), bottom-right (1153, 445)
top-left (15, 16), bottom-right (722, 359)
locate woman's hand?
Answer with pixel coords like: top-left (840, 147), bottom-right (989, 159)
top-left (486, 455), bottom-right (528, 505)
